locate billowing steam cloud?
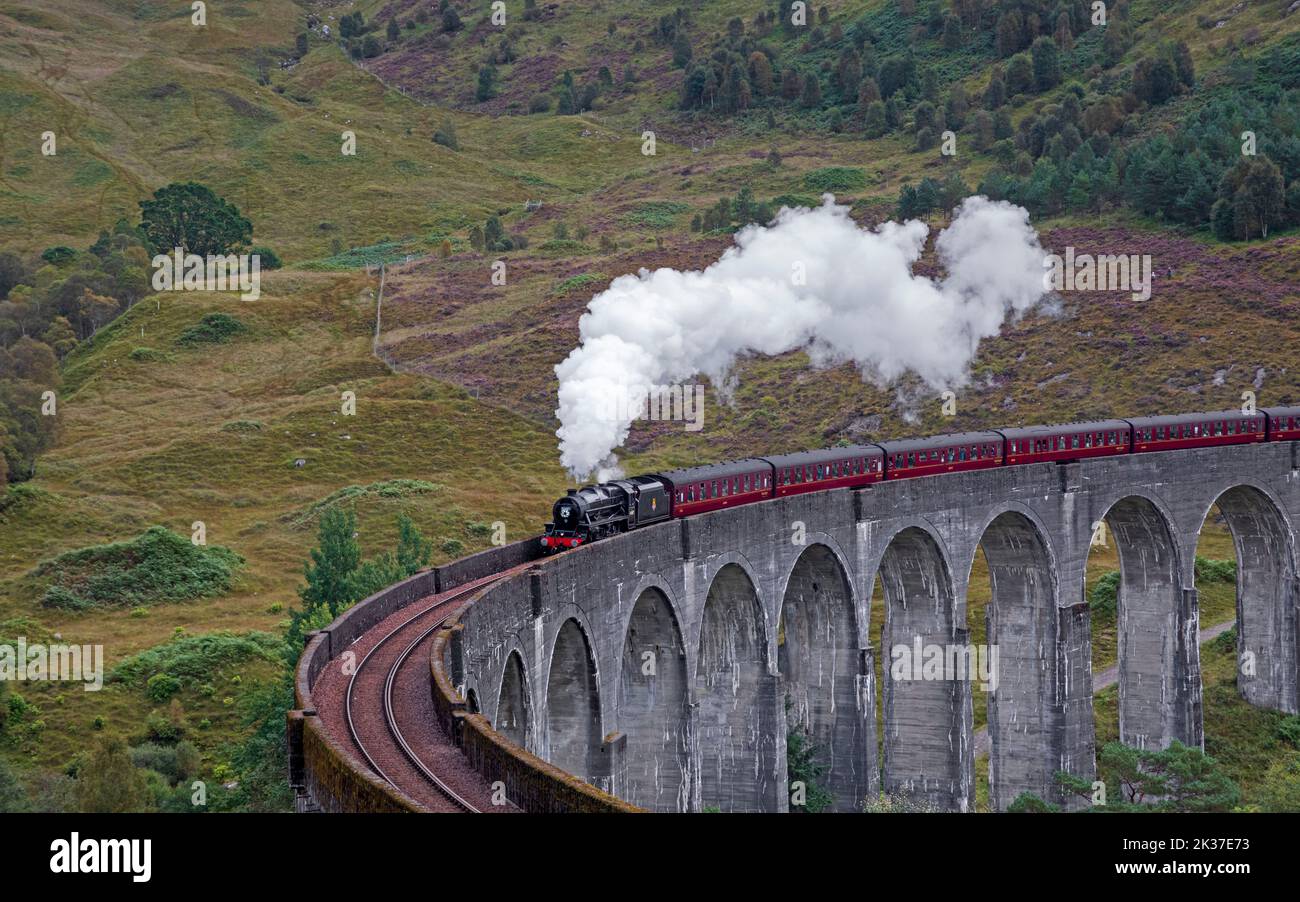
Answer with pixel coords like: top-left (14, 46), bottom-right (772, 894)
top-left (554, 195), bottom-right (1048, 480)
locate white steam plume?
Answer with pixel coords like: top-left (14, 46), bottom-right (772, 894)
top-left (554, 195), bottom-right (1048, 480)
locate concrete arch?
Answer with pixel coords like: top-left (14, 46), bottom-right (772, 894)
top-left (694, 562), bottom-right (782, 812)
top-left (617, 587), bottom-right (691, 811)
top-left (1197, 484), bottom-right (1298, 714)
top-left (878, 525), bottom-right (967, 810)
top-left (495, 650), bottom-right (531, 750)
top-left (699, 550), bottom-right (767, 619)
top-left (777, 543), bottom-right (869, 811)
top-left (1093, 493), bottom-right (1194, 751)
top-left (545, 618), bottom-right (603, 783)
top-left (972, 509), bottom-right (1058, 810)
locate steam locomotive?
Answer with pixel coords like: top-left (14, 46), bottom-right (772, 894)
top-left (540, 407), bottom-right (1300, 551)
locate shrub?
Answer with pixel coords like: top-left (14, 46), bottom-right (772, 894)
top-left (553, 272), bottom-right (607, 295)
top-left (34, 526), bottom-right (243, 610)
top-left (145, 673), bottom-right (182, 702)
top-left (40, 246), bottom-right (77, 265)
top-left (1277, 715), bottom-right (1300, 748)
top-left (1007, 791), bottom-right (1059, 812)
top-left (177, 312), bottom-right (246, 346)
top-left (802, 167), bottom-right (868, 192)
top-left (432, 119), bottom-right (459, 150)
top-left (624, 201), bottom-right (689, 229)
top-left (1089, 570), bottom-right (1120, 617)
top-left (112, 631), bottom-right (282, 689)
top-left (441, 538), bottom-right (464, 557)
top-left (129, 347), bottom-right (172, 363)
top-left (144, 703), bottom-right (187, 744)
top-left (250, 245), bottom-right (281, 269)
top-left (1194, 556), bottom-right (1236, 584)
top-left (130, 741), bottom-right (200, 784)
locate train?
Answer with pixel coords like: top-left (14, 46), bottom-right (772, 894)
top-left (540, 407), bottom-right (1300, 551)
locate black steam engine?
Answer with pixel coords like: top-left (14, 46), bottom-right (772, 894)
top-left (542, 476), bottom-right (670, 550)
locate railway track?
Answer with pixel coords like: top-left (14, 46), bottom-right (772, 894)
top-left (343, 577), bottom-right (504, 813)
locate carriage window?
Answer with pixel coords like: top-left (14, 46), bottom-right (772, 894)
top-left (908, 452), bottom-right (916, 466)
top-left (688, 486), bottom-right (695, 501)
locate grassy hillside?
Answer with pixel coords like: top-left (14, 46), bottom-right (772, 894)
top-left (0, 270), bottom-right (570, 795)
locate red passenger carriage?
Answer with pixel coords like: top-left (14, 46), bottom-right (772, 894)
top-left (1000, 420), bottom-right (1130, 465)
top-left (660, 458), bottom-right (773, 518)
top-left (880, 431), bottom-right (1003, 479)
top-left (764, 446), bottom-right (884, 498)
top-left (1127, 410), bottom-right (1264, 452)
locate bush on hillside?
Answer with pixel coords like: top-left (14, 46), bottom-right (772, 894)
top-left (177, 313), bottom-right (246, 346)
top-left (33, 526), bottom-right (243, 610)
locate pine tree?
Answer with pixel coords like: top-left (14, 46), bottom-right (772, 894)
top-left (476, 64), bottom-right (498, 102)
top-left (1031, 37), bottom-right (1061, 92)
top-left (863, 100), bottom-right (887, 137)
top-left (672, 31), bottom-right (693, 68)
top-left (800, 73), bottom-right (822, 108)
top-left (483, 216), bottom-right (504, 250)
top-left (983, 70), bottom-right (1006, 109)
top-left (300, 506), bottom-right (361, 617)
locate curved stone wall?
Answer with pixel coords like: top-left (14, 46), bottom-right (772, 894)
top-left (289, 538), bottom-right (543, 813)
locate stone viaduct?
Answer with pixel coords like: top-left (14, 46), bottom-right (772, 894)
top-left (449, 442), bottom-right (1299, 812)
